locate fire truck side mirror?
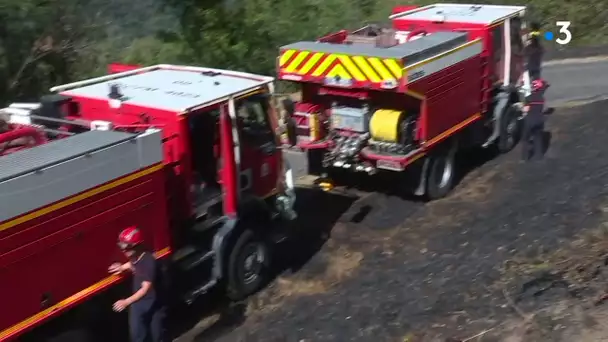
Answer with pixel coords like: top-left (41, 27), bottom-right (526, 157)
top-left (281, 98), bottom-right (297, 146)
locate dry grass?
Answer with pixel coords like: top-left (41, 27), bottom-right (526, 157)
top-left (266, 247), bottom-right (363, 297)
top-left (247, 246), bottom-right (363, 316)
top-left (500, 222), bottom-right (608, 293)
top-left (490, 197), bottom-right (608, 341)
top-left (451, 169), bottom-right (500, 202)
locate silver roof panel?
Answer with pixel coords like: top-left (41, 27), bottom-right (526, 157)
top-left (0, 130), bottom-right (135, 183)
top-left (390, 3), bottom-right (525, 25)
top-left (281, 31), bottom-right (468, 66)
top-left (60, 68), bottom-right (267, 112)
top-left (0, 130), bottom-right (163, 223)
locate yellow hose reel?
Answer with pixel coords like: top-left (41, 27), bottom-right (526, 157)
top-left (369, 109), bottom-right (405, 143)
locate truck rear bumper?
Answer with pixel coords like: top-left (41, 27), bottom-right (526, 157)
top-left (351, 147), bottom-right (425, 173)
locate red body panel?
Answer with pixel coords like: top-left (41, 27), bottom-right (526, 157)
top-left (317, 30), bottom-right (349, 43)
top-left (392, 5), bottom-right (418, 15)
top-left (408, 54), bottom-right (483, 142)
top-left (219, 104), bottom-right (238, 216)
top-left (67, 95), bottom-right (194, 222)
top-left (0, 163), bottom-right (170, 340)
top-left (108, 63), bottom-right (143, 74)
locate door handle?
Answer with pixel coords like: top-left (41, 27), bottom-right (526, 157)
top-left (41, 292), bottom-right (53, 309)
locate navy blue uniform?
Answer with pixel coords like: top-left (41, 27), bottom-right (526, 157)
top-left (130, 252), bottom-right (167, 342)
top-left (525, 37), bottom-right (544, 80)
top-left (521, 91), bottom-right (545, 161)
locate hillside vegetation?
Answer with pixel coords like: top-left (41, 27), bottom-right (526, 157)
top-left (0, 0), bottom-right (605, 103)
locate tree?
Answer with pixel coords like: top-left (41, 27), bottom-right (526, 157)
top-left (0, 0), bottom-right (103, 103)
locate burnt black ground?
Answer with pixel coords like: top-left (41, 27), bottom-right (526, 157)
top-left (174, 99), bottom-right (608, 342)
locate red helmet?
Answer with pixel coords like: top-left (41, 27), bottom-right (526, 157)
top-left (531, 79), bottom-right (546, 92)
top-left (118, 226), bottom-right (143, 249)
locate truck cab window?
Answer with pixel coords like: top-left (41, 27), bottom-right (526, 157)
top-left (235, 94), bottom-right (274, 145)
top-left (492, 25), bottom-right (503, 62)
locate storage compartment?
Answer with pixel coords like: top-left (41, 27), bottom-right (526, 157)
top-left (330, 105), bottom-right (371, 133)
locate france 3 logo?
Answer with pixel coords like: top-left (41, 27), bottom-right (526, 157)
top-left (542, 21), bottom-right (572, 45)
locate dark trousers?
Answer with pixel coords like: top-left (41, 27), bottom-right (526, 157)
top-left (522, 116), bottom-right (544, 161)
top-left (528, 68), bottom-right (541, 80)
top-left (129, 301), bottom-right (167, 342)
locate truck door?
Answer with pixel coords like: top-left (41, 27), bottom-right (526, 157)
top-left (491, 16), bottom-right (525, 87)
top-left (490, 23), bottom-right (505, 85)
top-left (508, 16), bottom-right (525, 86)
top-left (235, 93), bottom-right (280, 199)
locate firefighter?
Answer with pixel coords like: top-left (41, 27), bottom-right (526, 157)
top-left (521, 79), bottom-right (547, 161)
top-left (524, 22), bottom-right (544, 81)
top-left (108, 226), bottom-right (167, 342)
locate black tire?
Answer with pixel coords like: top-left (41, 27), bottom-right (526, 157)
top-left (425, 148), bottom-right (456, 200)
top-left (497, 105), bottom-right (521, 153)
top-left (307, 149), bottom-right (324, 175)
top-left (226, 229), bottom-right (270, 301)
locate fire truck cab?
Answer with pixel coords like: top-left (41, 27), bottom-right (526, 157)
top-left (279, 3), bottom-right (531, 199)
top-left (0, 64), bottom-right (297, 341)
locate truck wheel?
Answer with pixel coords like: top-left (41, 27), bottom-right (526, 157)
top-left (497, 105), bottom-right (521, 153)
top-left (307, 149), bottom-right (324, 175)
top-left (425, 148), bottom-right (456, 200)
top-left (226, 229), bottom-right (270, 300)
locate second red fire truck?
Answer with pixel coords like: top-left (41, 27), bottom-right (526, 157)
top-left (279, 3), bottom-right (531, 199)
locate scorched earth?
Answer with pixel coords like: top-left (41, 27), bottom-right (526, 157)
top-left (175, 99), bottom-right (608, 342)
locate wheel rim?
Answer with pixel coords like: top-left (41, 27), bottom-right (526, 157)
top-left (436, 155), bottom-right (453, 188)
top-left (240, 242), bottom-right (265, 285)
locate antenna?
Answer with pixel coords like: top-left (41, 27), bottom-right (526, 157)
top-left (108, 84), bottom-right (123, 100)
top-left (108, 84), bottom-right (123, 109)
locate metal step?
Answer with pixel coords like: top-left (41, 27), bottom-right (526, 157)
top-left (191, 185), bottom-right (223, 219)
top-left (194, 195), bottom-right (222, 220)
top-left (192, 216), bottom-right (226, 233)
top-left (173, 246), bottom-right (215, 271)
top-left (171, 245), bottom-right (197, 262)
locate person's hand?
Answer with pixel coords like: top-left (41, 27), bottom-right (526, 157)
top-left (113, 299), bottom-right (130, 312)
top-left (108, 263), bottom-right (123, 274)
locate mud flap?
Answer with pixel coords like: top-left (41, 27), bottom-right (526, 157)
top-left (414, 157), bottom-right (430, 196)
top-left (276, 157), bottom-right (297, 220)
top-left (415, 139), bottom-right (458, 198)
top-left (211, 218), bottom-right (238, 280)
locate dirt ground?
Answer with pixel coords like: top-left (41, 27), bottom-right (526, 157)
top-left (174, 99), bottom-right (608, 342)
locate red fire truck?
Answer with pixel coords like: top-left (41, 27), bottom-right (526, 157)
top-left (0, 64), bottom-right (297, 341)
top-left (279, 3), bottom-right (531, 199)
